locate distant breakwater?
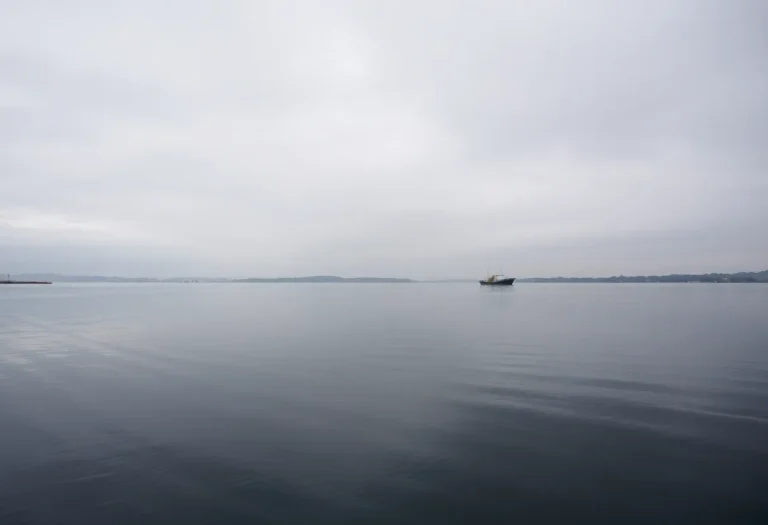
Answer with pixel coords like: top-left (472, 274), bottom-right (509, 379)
top-left (1, 280), bottom-right (52, 285)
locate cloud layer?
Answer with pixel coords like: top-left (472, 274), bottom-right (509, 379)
top-left (2, 1), bottom-right (767, 278)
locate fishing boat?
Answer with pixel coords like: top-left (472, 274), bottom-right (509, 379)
top-left (479, 274), bottom-right (515, 286)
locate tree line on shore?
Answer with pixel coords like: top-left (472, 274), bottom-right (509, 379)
top-left (519, 270), bottom-right (768, 283)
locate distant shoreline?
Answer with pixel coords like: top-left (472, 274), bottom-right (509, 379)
top-left (3, 275), bottom-right (413, 284)
top-left (4, 270), bottom-right (766, 284)
top-left (518, 271), bottom-right (766, 283)
top-left (232, 276), bottom-right (413, 284)
top-left (0, 280), bottom-right (52, 285)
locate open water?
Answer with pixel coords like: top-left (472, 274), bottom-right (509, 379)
top-left (0, 283), bottom-right (766, 524)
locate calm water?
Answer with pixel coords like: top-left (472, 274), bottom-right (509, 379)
top-left (0, 283), bottom-right (766, 524)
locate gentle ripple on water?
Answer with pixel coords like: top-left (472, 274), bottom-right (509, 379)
top-left (0, 283), bottom-right (767, 524)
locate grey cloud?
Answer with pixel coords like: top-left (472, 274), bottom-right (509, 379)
top-left (351, 1), bottom-right (768, 159)
top-left (1, 0), bottom-right (766, 278)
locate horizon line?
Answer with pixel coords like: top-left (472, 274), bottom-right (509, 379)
top-left (6, 269), bottom-right (767, 282)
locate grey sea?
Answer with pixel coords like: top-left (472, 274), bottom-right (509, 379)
top-left (1, 283), bottom-right (766, 524)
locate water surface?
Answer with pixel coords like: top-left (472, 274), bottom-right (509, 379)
top-left (1, 283), bottom-right (766, 524)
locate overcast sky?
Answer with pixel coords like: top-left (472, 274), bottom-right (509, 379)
top-left (2, 1), bottom-right (766, 278)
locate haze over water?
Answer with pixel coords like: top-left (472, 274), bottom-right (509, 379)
top-left (1, 283), bottom-right (766, 524)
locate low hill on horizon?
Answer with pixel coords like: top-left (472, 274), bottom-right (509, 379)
top-left (233, 276), bottom-right (413, 283)
top-left (518, 270), bottom-right (768, 283)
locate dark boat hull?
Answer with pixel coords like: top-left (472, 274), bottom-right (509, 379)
top-left (479, 278), bottom-right (515, 286)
